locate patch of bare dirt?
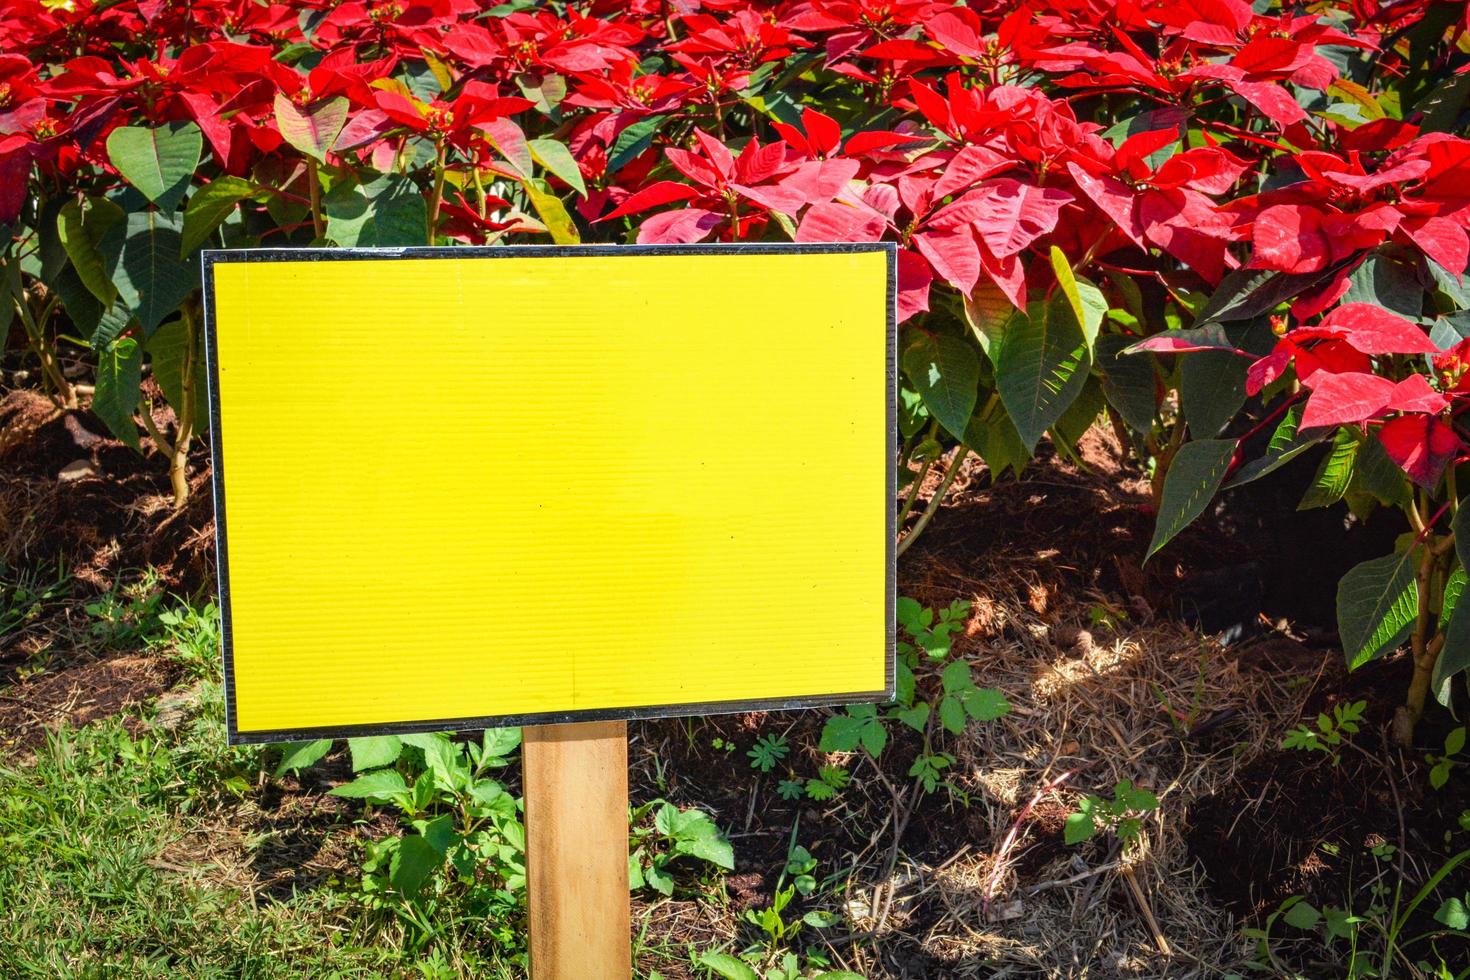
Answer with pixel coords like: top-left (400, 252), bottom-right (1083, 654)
top-left (0, 652), bottom-right (179, 753)
top-left (0, 387), bottom-right (214, 593)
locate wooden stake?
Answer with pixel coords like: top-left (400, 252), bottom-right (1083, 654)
top-left (523, 720), bottom-right (631, 980)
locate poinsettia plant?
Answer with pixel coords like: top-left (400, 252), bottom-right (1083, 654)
top-left (1, 0), bottom-right (1468, 725)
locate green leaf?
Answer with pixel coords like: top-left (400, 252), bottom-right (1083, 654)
top-left (480, 726), bottom-right (521, 760)
top-left (1076, 280), bottom-right (1107, 349)
top-left (517, 72), bottom-right (567, 114)
top-left (644, 859), bottom-right (674, 895)
top-left (964, 399), bottom-right (1029, 478)
top-left (1435, 896), bottom-right (1470, 930)
top-left (1050, 246), bottom-right (1086, 334)
top-left (1417, 71), bottom-right (1470, 134)
top-left (92, 337), bottom-right (141, 449)
top-left (521, 178), bottom-right (581, 245)
top-left (940, 658), bottom-right (972, 694)
top-left (1431, 311), bottom-right (1470, 351)
top-left (1147, 439), bottom-right (1236, 559)
top-left (105, 122), bottom-right (202, 212)
top-left (324, 173), bottom-right (428, 247)
top-left (1299, 429), bottom-right (1359, 510)
top-left (1455, 498), bottom-right (1470, 586)
top-left (991, 292), bottom-right (1091, 451)
top-left (902, 332), bottom-right (980, 440)
top-left (1063, 811), bottom-right (1095, 845)
top-left (389, 834), bottom-right (445, 895)
top-left (1343, 249), bottom-right (1423, 319)
top-left (57, 197), bottom-right (124, 306)
top-left (1435, 567), bottom-right (1470, 705)
top-left (90, 301), bottom-right (136, 351)
top-left (420, 734), bottom-right (462, 789)
top-left (1430, 259), bottom-right (1470, 311)
top-left (1117, 781), bottom-right (1159, 812)
top-left (938, 696), bottom-right (965, 734)
top-left (529, 138), bottom-right (587, 197)
top-left (181, 177), bottom-right (258, 256)
top-left (1337, 551), bottom-right (1418, 670)
top-left (328, 769), bottom-right (408, 801)
top-left (819, 704), bottom-right (886, 757)
top-left (607, 114), bottom-right (665, 173)
top-left (108, 210), bottom-right (198, 335)
top-left (274, 739), bottom-right (332, 777)
top-left (962, 278), bottom-right (1015, 356)
top-left (1051, 378), bottom-right (1103, 452)
top-left (1224, 405), bottom-right (1321, 488)
top-left (961, 687), bottom-right (1010, 722)
top-left (1180, 348), bottom-right (1247, 438)
top-left (145, 318), bottom-right (207, 433)
top-left (421, 813), bottom-right (456, 855)
top-left (674, 832), bottom-right (735, 870)
top-left (1196, 267), bottom-right (1329, 324)
top-left (347, 735), bottom-right (402, 771)
top-left (274, 94), bottom-right (348, 162)
top-left (1283, 899), bottom-right (1322, 930)
top-left (628, 851), bottom-right (645, 891)
top-left (1447, 726), bottom-right (1466, 755)
top-left (893, 702), bottom-right (929, 732)
top-left (697, 952), bottom-right (759, 980)
top-left (1442, 566), bottom-right (1465, 628)
top-left (1046, 253), bottom-right (1104, 350)
top-left (1350, 434), bottom-right (1413, 507)
top-left (1095, 334), bottom-right (1157, 433)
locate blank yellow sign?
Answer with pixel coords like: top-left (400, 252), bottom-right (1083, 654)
top-left (205, 244), bottom-right (895, 742)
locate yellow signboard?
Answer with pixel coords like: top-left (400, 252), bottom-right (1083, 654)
top-left (205, 244), bottom-right (895, 743)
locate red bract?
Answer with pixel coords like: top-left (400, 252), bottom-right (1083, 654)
top-left (372, 82), bottom-right (533, 150)
top-left (1379, 414), bottom-right (1462, 488)
top-left (602, 130), bottom-right (805, 243)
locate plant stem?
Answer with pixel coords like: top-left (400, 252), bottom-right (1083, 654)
top-left (472, 166), bottom-right (488, 220)
top-left (1398, 506), bottom-right (1451, 744)
top-left (14, 291), bottom-right (75, 408)
top-left (306, 159), bottom-right (325, 240)
top-left (167, 302), bottom-right (199, 509)
top-left (897, 445), bottom-right (969, 557)
top-left (897, 420), bottom-right (939, 528)
top-left (140, 402), bottom-right (175, 458)
top-left (427, 141), bottom-right (447, 243)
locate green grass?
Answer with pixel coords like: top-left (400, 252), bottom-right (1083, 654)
top-left (0, 586), bottom-right (732, 979)
top-left (0, 586), bottom-right (534, 979)
top-left (0, 686), bottom-right (400, 977)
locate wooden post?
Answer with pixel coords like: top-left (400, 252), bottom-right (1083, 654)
top-left (523, 720), bottom-right (631, 980)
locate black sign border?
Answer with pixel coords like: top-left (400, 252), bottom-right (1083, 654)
top-left (202, 242), bottom-right (898, 745)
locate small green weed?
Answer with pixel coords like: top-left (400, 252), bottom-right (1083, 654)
top-left (790, 598), bottom-right (1008, 803)
top-left (1064, 779), bottom-right (1160, 852)
top-left (301, 729), bottom-right (528, 955)
top-left (0, 561), bottom-right (71, 641)
top-left (83, 569), bottom-right (168, 648)
top-left (1282, 700), bottom-right (1367, 766)
top-left (630, 800), bottom-right (735, 896)
top-left (1428, 726), bottom-right (1466, 790)
top-left (696, 950), bottom-right (861, 980)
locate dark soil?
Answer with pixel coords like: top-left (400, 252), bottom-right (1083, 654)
top-left (0, 652), bottom-right (180, 752)
top-left (1186, 636), bottom-right (1470, 967)
top-left (0, 388), bottom-right (215, 593)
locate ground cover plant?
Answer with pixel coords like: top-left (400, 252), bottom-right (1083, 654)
top-left (4, 0), bottom-right (1470, 975)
